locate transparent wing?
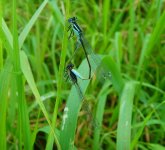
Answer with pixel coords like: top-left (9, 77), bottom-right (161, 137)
top-left (81, 35), bottom-right (111, 79)
top-left (74, 82), bottom-right (100, 129)
top-left (74, 82), bottom-right (84, 100)
top-left (72, 69), bottom-right (89, 80)
top-left (82, 99), bottom-right (100, 129)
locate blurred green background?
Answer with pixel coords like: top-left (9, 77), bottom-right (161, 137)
top-left (0, 0), bottom-right (165, 150)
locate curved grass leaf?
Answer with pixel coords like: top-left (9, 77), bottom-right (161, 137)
top-left (19, 0), bottom-right (49, 49)
top-left (20, 50), bottom-right (61, 149)
top-left (12, 1), bottom-right (32, 149)
top-left (92, 81), bottom-right (111, 150)
top-left (131, 112), bottom-right (153, 149)
top-left (0, 61), bottom-right (12, 150)
top-left (147, 143), bottom-right (165, 150)
top-left (131, 101), bottom-right (165, 149)
top-left (2, 19), bottom-right (13, 49)
top-left (59, 55), bottom-right (115, 149)
top-left (102, 56), bottom-right (124, 94)
top-left (1, 19), bottom-right (13, 53)
top-left (59, 60), bottom-right (90, 150)
top-left (137, 10), bottom-right (165, 79)
top-left (117, 81), bottom-right (135, 150)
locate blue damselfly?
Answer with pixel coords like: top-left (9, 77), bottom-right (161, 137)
top-left (65, 63), bottom-right (100, 129)
top-left (65, 63), bottom-right (84, 99)
top-left (67, 17), bottom-right (111, 80)
top-left (67, 17), bottom-right (91, 79)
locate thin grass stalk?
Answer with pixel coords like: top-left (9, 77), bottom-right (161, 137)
top-left (115, 32), bottom-right (122, 72)
top-left (12, 0), bottom-right (31, 149)
top-left (2, 19), bottom-right (13, 53)
top-left (0, 0), bottom-right (3, 69)
top-left (128, 0), bottom-right (135, 67)
top-left (45, 1), bottom-right (70, 149)
top-left (0, 62), bottom-right (12, 150)
top-left (136, 10), bottom-right (165, 80)
top-left (20, 51), bottom-right (60, 149)
top-left (12, 1), bottom-right (22, 148)
top-left (117, 81), bottom-right (135, 150)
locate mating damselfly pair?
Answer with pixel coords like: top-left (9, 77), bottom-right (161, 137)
top-left (64, 17), bottom-right (111, 129)
top-left (65, 17), bottom-right (111, 96)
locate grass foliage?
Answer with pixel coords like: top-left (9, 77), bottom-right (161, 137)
top-left (0, 0), bottom-right (165, 150)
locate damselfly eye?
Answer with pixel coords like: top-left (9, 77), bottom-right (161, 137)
top-left (68, 17), bottom-right (77, 23)
top-left (71, 63), bottom-right (74, 68)
top-left (66, 63), bottom-right (74, 69)
top-left (68, 18), bottom-right (72, 23)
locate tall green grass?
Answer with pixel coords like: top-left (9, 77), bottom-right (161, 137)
top-left (0, 0), bottom-right (165, 150)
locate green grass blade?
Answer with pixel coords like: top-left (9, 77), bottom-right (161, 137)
top-left (131, 112), bottom-right (153, 149)
top-left (92, 82), bottom-right (111, 150)
top-left (137, 10), bottom-right (165, 79)
top-left (45, 1), bottom-right (69, 149)
top-left (101, 1), bottom-right (129, 53)
top-left (117, 81), bottom-right (135, 150)
top-left (114, 32), bottom-right (123, 72)
top-left (128, 0), bottom-right (135, 66)
top-left (20, 50), bottom-right (61, 149)
top-left (59, 54), bottom-right (113, 149)
top-left (103, 0), bottom-right (110, 35)
top-left (2, 19), bottom-right (13, 49)
top-left (0, 61), bottom-right (12, 150)
top-left (2, 0), bottom-right (165, 149)
top-left (131, 100), bottom-right (165, 149)
top-left (19, 0), bottom-right (49, 49)
top-left (0, 43), bottom-right (2, 69)
top-left (147, 143), bottom-right (165, 150)
top-left (102, 56), bottom-right (124, 94)
top-left (1, 19), bottom-right (13, 54)
top-left (12, 1), bottom-right (32, 149)
top-left (0, 2), bottom-right (2, 68)
top-left (145, 10), bottom-right (165, 56)
top-left (108, 1), bottom-right (129, 37)
top-left (133, 80), bottom-right (165, 95)
top-left (59, 60), bottom-right (90, 150)
top-left (136, 34), bottom-right (150, 79)
top-left (48, 0), bottom-right (64, 25)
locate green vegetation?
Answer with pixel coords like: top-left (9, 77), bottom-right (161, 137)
top-left (0, 0), bottom-right (165, 150)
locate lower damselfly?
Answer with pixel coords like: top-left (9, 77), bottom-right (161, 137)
top-left (65, 63), bottom-right (100, 129)
top-left (67, 17), bottom-right (111, 80)
top-left (65, 63), bottom-right (84, 99)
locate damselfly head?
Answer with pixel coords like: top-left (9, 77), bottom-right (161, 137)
top-left (68, 17), bottom-right (77, 23)
top-left (66, 63), bottom-right (74, 70)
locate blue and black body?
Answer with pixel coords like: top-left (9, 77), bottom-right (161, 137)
top-left (67, 17), bottom-right (111, 80)
top-left (67, 17), bottom-right (92, 79)
top-left (66, 63), bottom-right (100, 128)
top-left (65, 63), bottom-right (100, 129)
top-left (65, 63), bottom-right (84, 100)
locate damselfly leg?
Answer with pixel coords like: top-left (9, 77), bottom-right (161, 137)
top-left (65, 41), bottom-right (81, 64)
top-left (65, 63), bottom-right (84, 100)
top-left (67, 17), bottom-right (92, 79)
top-left (67, 17), bottom-right (111, 80)
top-left (65, 63), bottom-right (100, 129)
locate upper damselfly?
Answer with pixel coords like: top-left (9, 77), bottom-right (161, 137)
top-left (67, 17), bottom-right (111, 80)
top-left (67, 17), bottom-right (91, 79)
